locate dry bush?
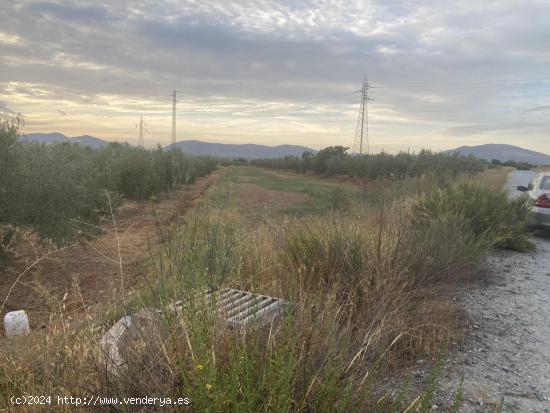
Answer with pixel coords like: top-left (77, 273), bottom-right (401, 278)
top-left (240, 206), bottom-right (480, 367)
top-left (0, 199), bottom-right (479, 412)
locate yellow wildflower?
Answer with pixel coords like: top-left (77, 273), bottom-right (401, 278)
top-left (206, 383), bottom-right (213, 391)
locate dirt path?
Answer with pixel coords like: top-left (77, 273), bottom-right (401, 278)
top-left (434, 171), bottom-right (550, 412)
top-left (0, 169), bottom-right (225, 329)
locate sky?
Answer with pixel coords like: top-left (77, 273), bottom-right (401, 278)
top-left (1, 0), bottom-right (550, 153)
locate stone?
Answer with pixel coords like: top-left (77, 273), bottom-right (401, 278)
top-left (99, 308), bottom-right (164, 376)
top-left (4, 310), bottom-right (30, 338)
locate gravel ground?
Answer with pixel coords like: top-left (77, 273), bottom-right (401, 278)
top-left (433, 236), bottom-right (550, 412)
top-left (432, 171), bottom-right (550, 412)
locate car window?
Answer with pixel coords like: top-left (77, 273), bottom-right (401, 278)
top-left (540, 176), bottom-right (550, 190)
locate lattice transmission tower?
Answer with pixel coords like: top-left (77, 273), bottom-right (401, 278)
top-left (136, 116), bottom-right (147, 147)
top-left (352, 77), bottom-right (374, 155)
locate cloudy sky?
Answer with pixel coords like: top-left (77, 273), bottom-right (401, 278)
top-left (1, 0), bottom-right (549, 152)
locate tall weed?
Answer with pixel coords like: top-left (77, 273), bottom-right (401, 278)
top-left (412, 184), bottom-right (534, 252)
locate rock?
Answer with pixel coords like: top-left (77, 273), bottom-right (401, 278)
top-left (4, 310), bottom-right (30, 338)
top-left (99, 308), bottom-right (164, 376)
top-left (99, 315), bottom-right (132, 372)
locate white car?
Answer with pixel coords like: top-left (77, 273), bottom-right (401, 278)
top-left (517, 172), bottom-right (550, 229)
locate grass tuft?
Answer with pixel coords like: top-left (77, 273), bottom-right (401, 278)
top-left (412, 183), bottom-right (534, 252)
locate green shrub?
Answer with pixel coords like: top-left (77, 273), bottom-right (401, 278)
top-left (412, 184), bottom-right (534, 252)
top-left (0, 118), bottom-right (21, 226)
top-left (1, 190), bottom-right (470, 412)
top-left (284, 221), bottom-right (365, 290)
top-left (0, 120), bottom-right (218, 247)
top-left (251, 148), bottom-right (486, 179)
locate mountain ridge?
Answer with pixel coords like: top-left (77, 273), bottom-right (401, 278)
top-left (19, 133), bottom-right (316, 159)
top-left (165, 139), bottom-right (316, 159)
top-left (445, 143), bottom-right (550, 165)
top-left (21, 132), bottom-right (109, 148)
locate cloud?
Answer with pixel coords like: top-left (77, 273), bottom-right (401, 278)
top-left (0, 0), bottom-right (550, 151)
top-left (0, 100), bottom-right (17, 121)
top-left (522, 105), bottom-right (550, 114)
top-left (442, 124), bottom-right (513, 137)
top-left (26, 2), bottom-right (108, 23)
top-left (0, 32), bottom-right (23, 45)
top-left (0, 100), bottom-right (13, 113)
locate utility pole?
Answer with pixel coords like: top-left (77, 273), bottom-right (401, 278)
top-left (171, 90), bottom-right (177, 145)
top-left (353, 76), bottom-right (374, 155)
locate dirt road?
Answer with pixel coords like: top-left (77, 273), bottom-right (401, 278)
top-left (436, 170), bottom-right (550, 412)
top-left (0, 169), bottom-right (224, 330)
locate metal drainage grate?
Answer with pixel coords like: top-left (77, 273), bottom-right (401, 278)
top-left (168, 288), bottom-right (287, 327)
top-left (206, 288), bottom-right (287, 327)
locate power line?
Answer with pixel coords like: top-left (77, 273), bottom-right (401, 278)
top-left (176, 90), bottom-right (359, 117)
top-left (352, 76), bottom-right (374, 155)
top-left (132, 78), bottom-right (550, 143)
top-left (172, 90), bottom-right (361, 132)
top-left (375, 77), bottom-right (550, 91)
top-left (153, 78), bottom-right (550, 122)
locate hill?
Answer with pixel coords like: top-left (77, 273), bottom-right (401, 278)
top-left (71, 135), bottom-right (109, 149)
top-left (446, 144), bottom-right (550, 165)
top-left (21, 132), bottom-right (109, 148)
top-left (20, 132), bottom-right (68, 144)
top-left (166, 140), bottom-right (316, 159)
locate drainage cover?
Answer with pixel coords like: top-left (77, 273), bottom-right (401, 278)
top-left (169, 288), bottom-right (287, 327)
top-left (207, 288), bottom-right (287, 327)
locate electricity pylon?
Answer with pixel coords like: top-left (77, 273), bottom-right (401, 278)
top-left (136, 116), bottom-right (147, 147)
top-left (352, 76), bottom-right (374, 155)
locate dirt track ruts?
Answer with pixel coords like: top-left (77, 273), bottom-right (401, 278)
top-left (0, 169), bottom-right (225, 330)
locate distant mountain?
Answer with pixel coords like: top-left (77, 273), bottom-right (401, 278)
top-left (20, 132), bottom-right (68, 144)
top-left (445, 144), bottom-right (550, 165)
top-left (166, 140), bottom-right (316, 159)
top-left (71, 135), bottom-right (109, 149)
top-left (20, 132), bottom-right (109, 148)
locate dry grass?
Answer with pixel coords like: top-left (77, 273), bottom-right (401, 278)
top-left (0, 170), bottom-right (225, 331)
top-left (237, 209), bottom-right (475, 364)
top-left (233, 182), bottom-right (311, 218)
top-left (0, 167), bottom-right (516, 412)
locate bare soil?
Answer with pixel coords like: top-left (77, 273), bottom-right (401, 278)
top-left (266, 169), bottom-right (365, 190)
top-left (234, 182), bottom-right (311, 217)
top-left (0, 169), bottom-right (225, 329)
